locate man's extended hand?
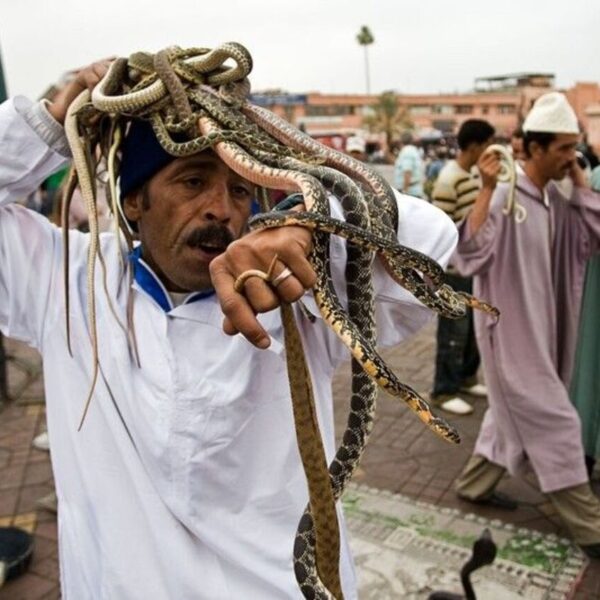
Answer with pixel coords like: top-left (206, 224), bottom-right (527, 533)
top-left (47, 59), bottom-right (113, 126)
top-left (210, 225), bottom-right (316, 349)
top-left (477, 149), bottom-right (502, 190)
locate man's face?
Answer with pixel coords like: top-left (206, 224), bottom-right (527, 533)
top-left (471, 137), bottom-right (494, 162)
top-left (349, 150), bottom-right (366, 162)
top-left (532, 133), bottom-right (580, 181)
top-left (511, 136), bottom-right (524, 160)
top-left (123, 151), bottom-right (254, 292)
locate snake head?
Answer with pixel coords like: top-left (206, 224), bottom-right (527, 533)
top-left (432, 417), bottom-right (461, 445)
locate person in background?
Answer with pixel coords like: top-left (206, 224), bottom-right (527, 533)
top-left (49, 180), bottom-right (113, 232)
top-left (592, 164), bottom-right (600, 191)
top-left (578, 134), bottom-right (599, 171)
top-left (423, 146), bottom-right (447, 200)
top-left (394, 132), bottom-right (424, 197)
top-left (510, 126), bottom-right (525, 162)
top-left (345, 135), bottom-right (368, 162)
top-left (452, 93), bottom-right (600, 558)
top-left (570, 166), bottom-right (600, 478)
top-left (429, 119), bottom-right (498, 415)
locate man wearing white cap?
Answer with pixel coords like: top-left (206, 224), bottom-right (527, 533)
top-left (345, 135), bottom-right (367, 162)
top-left (452, 92), bottom-right (600, 557)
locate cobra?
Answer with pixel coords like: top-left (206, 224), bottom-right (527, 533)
top-left (63, 42), bottom-right (498, 599)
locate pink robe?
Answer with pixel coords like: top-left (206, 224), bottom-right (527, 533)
top-left (454, 172), bottom-right (600, 492)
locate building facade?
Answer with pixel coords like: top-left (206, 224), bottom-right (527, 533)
top-left (251, 73), bottom-right (600, 154)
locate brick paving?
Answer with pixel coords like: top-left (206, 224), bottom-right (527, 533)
top-left (1, 324), bottom-right (599, 598)
top-left (0, 338), bottom-right (60, 600)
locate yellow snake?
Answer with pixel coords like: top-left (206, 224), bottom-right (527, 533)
top-left (63, 43), bottom-right (499, 599)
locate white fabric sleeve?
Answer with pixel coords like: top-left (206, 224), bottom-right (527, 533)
top-left (298, 189), bottom-right (458, 367)
top-left (370, 191), bottom-right (457, 347)
top-left (0, 97), bottom-right (71, 346)
top-left (0, 97), bottom-right (70, 206)
top-left (0, 206), bottom-right (63, 347)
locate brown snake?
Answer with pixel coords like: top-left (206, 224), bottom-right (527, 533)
top-left (63, 43), bottom-right (498, 599)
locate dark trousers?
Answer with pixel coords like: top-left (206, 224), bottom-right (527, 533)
top-left (432, 273), bottom-right (480, 397)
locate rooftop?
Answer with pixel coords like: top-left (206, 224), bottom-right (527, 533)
top-left (475, 72), bottom-right (555, 92)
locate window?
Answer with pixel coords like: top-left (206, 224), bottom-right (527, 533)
top-left (455, 105), bottom-right (474, 114)
top-left (432, 104), bottom-right (453, 115)
top-left (497, 104), bottom-right (516, 114)
top-left (305, 104), bottom-right (354, 117)
top-left (410, 104), bottom-right (430, 115)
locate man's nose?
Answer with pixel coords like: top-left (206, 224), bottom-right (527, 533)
top-left (202, 186), bottom-right (232, 223)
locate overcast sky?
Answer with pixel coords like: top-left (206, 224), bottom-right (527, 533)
top-left (1, 0), bottom-right (599, 99)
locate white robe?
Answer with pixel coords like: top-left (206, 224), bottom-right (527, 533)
top-left (0, 96), bottom-right (457, 599)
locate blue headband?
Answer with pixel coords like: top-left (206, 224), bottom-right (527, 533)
top-left (119, 119), bottom-right (178, 200)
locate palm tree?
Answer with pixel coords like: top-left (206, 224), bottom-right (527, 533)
top-left (356, 26), bottom-right (374, 95)
top-left (363, 91), bottom-right (412, 155)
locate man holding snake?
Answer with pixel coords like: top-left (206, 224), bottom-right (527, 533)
top-left (0, 53), bottom-right (458, 598)
top-left (454, 92), bottom-right (600, 557)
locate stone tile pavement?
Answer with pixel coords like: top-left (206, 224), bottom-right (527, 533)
top-left (0, 323), bottom-right (599, 598)
top-left (0, 338), bottom-right (59, 600)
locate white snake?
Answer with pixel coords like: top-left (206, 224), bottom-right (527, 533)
top-left (484, 143), bottom-right (525, 223)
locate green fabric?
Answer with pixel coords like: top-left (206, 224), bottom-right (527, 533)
top-left (591, 166), bottom-right (600, 193)
top-left (44, 166), bottom-right (69, 191)
top-left (570, 256), bottom-right (600, 457)
top-left (0, 48), bottom-right (7, 103)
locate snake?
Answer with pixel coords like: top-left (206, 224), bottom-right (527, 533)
top-left (484, 143), bottom-right (525, 223)
top-left (63, 43), bottom-right (498, 599)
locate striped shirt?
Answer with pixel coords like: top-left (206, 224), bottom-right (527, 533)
top-left (432, 160), bottom-right (480, 223)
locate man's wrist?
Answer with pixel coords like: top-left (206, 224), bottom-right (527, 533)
top-left (46, 103), bottom-right (66, 126)
top-left (481, 180), bottom-right (497, 192)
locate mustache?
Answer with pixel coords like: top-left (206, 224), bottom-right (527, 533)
top-left (185, 224), bottom-right (234, 249)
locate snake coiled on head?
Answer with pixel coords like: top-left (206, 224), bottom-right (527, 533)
top-left (63, 42), bottom-right (498, 599)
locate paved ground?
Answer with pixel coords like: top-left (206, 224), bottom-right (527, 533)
top-left (1, 323), bottom-right (599, 598)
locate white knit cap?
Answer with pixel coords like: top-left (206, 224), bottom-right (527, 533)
top-left (523, 92), bottom-right (579, 134)
top-left (346, 136), bottom-right (366, 153)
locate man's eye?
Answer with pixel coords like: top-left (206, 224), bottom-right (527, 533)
top-left (184, 177), bottom-right (204, 188)
top-left (232, 185), bottom-right (251, 196)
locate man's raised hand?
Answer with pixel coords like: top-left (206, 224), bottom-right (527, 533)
top-left (47, 59), bottom-right (113, 125)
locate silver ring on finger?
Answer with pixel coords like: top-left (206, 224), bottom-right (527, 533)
top-left (270, 267), bottom-right (293, 288)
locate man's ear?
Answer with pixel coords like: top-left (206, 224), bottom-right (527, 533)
top-left (528, 141), bottom-right (543, 159)
top-left (122, 190), bottom-right (143, 225)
